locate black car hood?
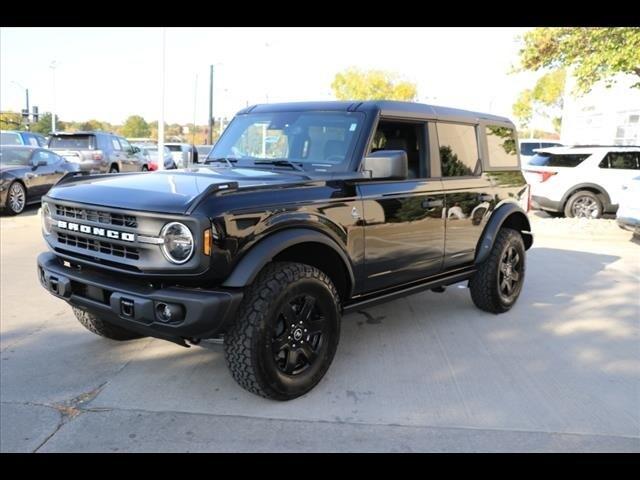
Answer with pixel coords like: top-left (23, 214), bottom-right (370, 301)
top-left (46, 166), bottom-right (310, 214)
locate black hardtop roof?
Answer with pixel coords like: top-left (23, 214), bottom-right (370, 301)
top-left (238, 100), bottom-right (512, 124)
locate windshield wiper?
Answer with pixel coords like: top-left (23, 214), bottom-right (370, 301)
top-left (205, 157), bottom-right (238, 168)
top-left (254, 159), bottom-right (306, 172)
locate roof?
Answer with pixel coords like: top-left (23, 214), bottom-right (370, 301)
top-left (238, 100), bottom-right (513, 124)
top-left (50, 131), bottom-right (114, 136)
top-left (535, 145), bottom-right (640, 155)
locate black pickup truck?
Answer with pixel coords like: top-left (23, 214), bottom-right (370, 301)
top-left (37, 101), bottom-right (533, 400)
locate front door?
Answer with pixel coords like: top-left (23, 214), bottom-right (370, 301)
top-left (359, 119), bottom-right (445, 292)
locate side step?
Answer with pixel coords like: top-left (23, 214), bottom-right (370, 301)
top-left (343, 267), bottom-right (475, 313)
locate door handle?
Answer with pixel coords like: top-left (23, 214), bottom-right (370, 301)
top-left (422, 198), bottom-right (443, 209)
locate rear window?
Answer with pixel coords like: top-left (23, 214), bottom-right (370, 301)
top-left (49, 135), bottom-right (96, 150)
top-left (166, 145), bottom-right (182, 152)
top-left (519, 142), bottom-right (540, 156)
top-left (486, 126), bottom-right (518, 168)
top-left (1, 132), bottom-right (22, 145)
top-left (529, 153), bottom-right (589, 168)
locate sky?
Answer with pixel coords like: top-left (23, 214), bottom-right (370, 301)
top-left (0, 27), bottom-right (542, 126)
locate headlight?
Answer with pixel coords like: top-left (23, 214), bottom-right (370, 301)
top-left (160, 222), bottom-right (194, 264)
top-left (41, 202), bottom-right (53, 235)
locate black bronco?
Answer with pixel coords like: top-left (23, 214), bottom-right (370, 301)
top-left (37, 101), bottom-right (533, 400)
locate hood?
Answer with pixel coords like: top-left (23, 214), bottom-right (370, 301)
top-left (46, 166), bottom-right (309, 214)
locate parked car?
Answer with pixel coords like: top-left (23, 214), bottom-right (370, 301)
top-left (136, 145), bottom-right (176, 170)
top-left (1, 146), bottom-right (78, 215)
top-left (196, 144), bottom-right (213, 162)
top-left (1, 130), bottom-right (48, 147)
top-left (37, 100), bottom-right (532, 400)
top-left (165, 143), bottom-right (197, 168)
top-left (519, 139), bottom-right (563, 166)
top-left (48, 131), bottom-right (148, 173)
top-left (616, 175), bottom-right (640, 234)
top-left (525, 146), bottom-right (640, 218)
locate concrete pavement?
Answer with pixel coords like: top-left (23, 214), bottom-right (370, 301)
top-left (1, 207), bottom-right (639, 452)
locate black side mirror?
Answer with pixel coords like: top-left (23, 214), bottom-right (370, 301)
top-left (33, 160), bottom-right (47, 168)
top-left (361, 150), bottom-right (408, 179)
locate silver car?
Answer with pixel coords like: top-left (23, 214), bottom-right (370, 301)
top-left (165, 143), bottom-right (197, 168)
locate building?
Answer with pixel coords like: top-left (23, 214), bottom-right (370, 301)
top-left (561, 73), bottom-right (640, 146)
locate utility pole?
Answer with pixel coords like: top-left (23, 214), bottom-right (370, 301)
top-left (208, 65), bottom-right (214, 145)
top-left (50, 61), bottom-right (57, 132)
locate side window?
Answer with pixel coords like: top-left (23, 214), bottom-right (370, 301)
top-left (369, 119), bottom-right (428, 179)
top-left (437, 123), bottom-right (480, 177)
top-left (485, 125), bottom-right (518, 168)
top-left (119, 138), bottom-right (132, 152)
top-left (111, 137), bottom-right (122, 151)
top-left (35, 150), bottom-right (56, 165)
top-left (24, 134), bottom-right (40, 147)
top-left (600, 152), bottom-right (639, 170)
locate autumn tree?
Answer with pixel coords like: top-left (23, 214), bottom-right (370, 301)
top-left (516, 27), bottom-right (640, 94)
top-left (331, 68), bottom-right (417, 101)
top-left (512, 69), bottom-right (566, 133)
top-left (0, 111), bottom-right (25, 130)
top-left (120, 115), bottom-right (150, 138)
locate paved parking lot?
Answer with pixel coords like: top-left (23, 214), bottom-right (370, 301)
top-left (1, 207), bottom-right (639, 452)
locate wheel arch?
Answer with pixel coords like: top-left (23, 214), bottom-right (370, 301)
top-left (475, 203), bottom-right (532, 265)
top-left (222, 228), bottom-right (355, 301)
top-left (561, 183), bottom-right (611, 210)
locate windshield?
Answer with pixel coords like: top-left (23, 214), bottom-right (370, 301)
top-left (0, 148), bottom-right (33, 165)
top-left (49, 135), bottom-right (95, 150)
top-left (1, 132), bottom-right (22, 146)
top-left (207, 111), bottom-right (365, 172)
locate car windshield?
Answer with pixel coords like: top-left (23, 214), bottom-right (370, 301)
top-left (0, 148), bottom-right (32, 165)
top-left (49, 135), bottom-right (95, 149)
top-left (1, 132), bottom-right (23, 145)
top-left (166, 145), bottom-right (183, 152)
top-left (519, 142), bottom-right (540, 156)
top-left (207, 111), bottom-right (365, 172)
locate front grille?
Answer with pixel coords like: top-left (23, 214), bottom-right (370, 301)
top-left (58, 232), bottom-right (140, 260)
top-left (55, 204), bottom-right (137, 228)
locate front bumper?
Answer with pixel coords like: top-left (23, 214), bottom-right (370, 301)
top-left (37, 252), bottom-right (243, 342)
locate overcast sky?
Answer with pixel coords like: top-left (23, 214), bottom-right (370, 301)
top-left (0, 27), bottom-right (541, 125)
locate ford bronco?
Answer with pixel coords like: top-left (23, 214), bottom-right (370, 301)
top-left (37, 101), bottom-right (533, 400)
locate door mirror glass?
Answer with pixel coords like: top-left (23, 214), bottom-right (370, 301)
top-left (361, 150), bottom-right (408, 179)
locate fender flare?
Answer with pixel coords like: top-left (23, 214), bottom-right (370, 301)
top-left (475, 203), bottom-right (532, 265)
top-left (222, 228), bottom-right (355, 291)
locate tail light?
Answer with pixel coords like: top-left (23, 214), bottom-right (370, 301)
top-left (526, 170), bottom-right (557, 183)
top-left (92, 152), bottom-right (103, 161)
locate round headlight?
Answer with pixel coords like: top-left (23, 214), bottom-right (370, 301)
top-left (160, 222), bottom-right (194, 264)
top-left (41, 202), bottom-right (53, 235)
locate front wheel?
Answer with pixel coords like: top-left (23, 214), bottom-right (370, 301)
top-left (469, 227), bottom-right (526, 314)
top-left (5, 181), bottom-right (26, 215)
top-left (224, 262), bottom-right (341, 400)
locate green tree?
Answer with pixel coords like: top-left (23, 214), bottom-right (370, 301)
top-left (512, 69), bottom-right (566, 134)
top-left (331, 68), bottom-right (418, 101)
top-left (0, 111), bottom-right (25, 130)
top-left (120, 115), bottom-right (150, 138)
top-left (512, 89), bottom-right (533, 130)
top-left (30, 113), bottom-right (65, 134)
top-left (516, 27), bottom-right (640, 94)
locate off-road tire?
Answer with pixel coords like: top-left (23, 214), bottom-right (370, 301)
top-left (224, 262), bottom-right (341, 401)
top-left (469, 227), bottom-right (525, 314)
top-left (72, 307), bottom-right (145, 341)
top-left (564, 190), bottom-right (603, 219)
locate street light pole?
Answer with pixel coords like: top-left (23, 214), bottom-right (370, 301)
top-left (50, 61), bottom-right (57, 132)
top-left (208, 64), bottom-right (214, 145)
top-left (158, 27), bottom-right (166, 171)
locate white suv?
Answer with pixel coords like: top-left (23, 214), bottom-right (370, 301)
top-left (524, 146), bottom-right (640, 218)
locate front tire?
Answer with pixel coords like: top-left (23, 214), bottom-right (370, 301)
top-left (469, 228), bottom-right (526, 314)
top-left (109, 164), bottom-right (119, 173)
top-left (72, 307), bottom-right (146, 341)
top-left (224, 262), bottom-right (341, 400)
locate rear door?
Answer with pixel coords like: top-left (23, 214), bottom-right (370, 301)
top-left (117, 137), bottom-right (139, 171)
top-left (597, 151), bottom-right (640, 204)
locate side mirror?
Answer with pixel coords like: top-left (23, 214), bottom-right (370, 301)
top-left (34, 160), bottom-right (47, 168)
top-left (361, 150), bottom-right (408, 179)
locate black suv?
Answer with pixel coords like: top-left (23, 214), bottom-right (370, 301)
top-left (37, 101), bottom-right (532, 400)
top-left (48, 131), bottom-right (149, 174)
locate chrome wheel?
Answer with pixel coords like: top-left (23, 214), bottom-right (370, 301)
top-left (571, 196), bottom-right (599, 218)
top-left (7, 182), bottom-right (26, 214)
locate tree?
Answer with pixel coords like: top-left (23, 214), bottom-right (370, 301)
top-left (512, 69), bottom-right (566, 134)
top-left (120, 115), bottom-right (150, 138)
top-left (331, 68), bottom-right (417, 101)
top-left (516, 27), bottom-right (640, 94)
top-left (30, 113), bottom-right (65, 134)
top-left (0, 111), bottom-right (25, 130)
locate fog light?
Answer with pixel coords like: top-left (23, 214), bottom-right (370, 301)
top-left (155, 302), bottom-right (184, 323)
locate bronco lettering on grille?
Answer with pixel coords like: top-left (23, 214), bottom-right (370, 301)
top-left (57, 220), bottom-right (135, 242)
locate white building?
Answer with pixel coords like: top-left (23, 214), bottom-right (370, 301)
top-left (561, 73), bottom-right (640, 146)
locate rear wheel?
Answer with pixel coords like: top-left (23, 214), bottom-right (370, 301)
top-left (5, 181), bottom-right (26, 215)
top-left (564, 190), bottom-right (603, 219)
top-left (72, 307), bottom-right (145, 341)
top-left (469, 228), bottom-right (526, 314)
top-left (141, 165), bottom-right (149, 172)
top-left (224, 262), bottom-right (341, 400)
top-left (109, 164), bottom-right (119, 173)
